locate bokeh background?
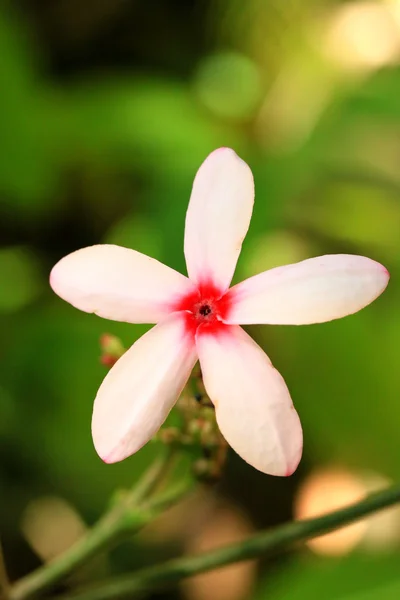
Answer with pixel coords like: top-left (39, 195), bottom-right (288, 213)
top-left (1, 0), bottom-right (400, 598)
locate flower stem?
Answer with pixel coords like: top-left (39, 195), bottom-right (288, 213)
top-left (58, 483), bottom-right (400, 600)
top-left (9, 448), bottom-right (185, 600)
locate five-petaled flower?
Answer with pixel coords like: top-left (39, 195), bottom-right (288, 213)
top-left (50, 148), bottom-right (389, 476)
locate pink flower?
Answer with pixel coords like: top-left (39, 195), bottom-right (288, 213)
top-left (50, 148), bottom-right (389, 476)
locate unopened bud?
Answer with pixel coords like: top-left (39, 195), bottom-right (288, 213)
top-left (201, 406), bottom-right (216, 420)
top-left (100, 354), bottom-right (119, 367)
top-left (193, 457), bottom-right (223, 482)
top-left (99, 334), bottom-right (125, 367)
top-left (157, 427), bottom-right (181, 445)
top-left (193, 458), bottom-right (211, 478)
top-left (187, 419), bottom-right (202, 437)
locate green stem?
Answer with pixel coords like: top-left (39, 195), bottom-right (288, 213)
top-left (9, 449), bottom-right (181, 600)
top-left (122, 447), bottom-right (175, 506)
top-left (60, 483), bottom-right (400, 600)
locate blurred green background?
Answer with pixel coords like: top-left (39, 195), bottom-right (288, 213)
top-left (1, 0), bottom-right (400, 598)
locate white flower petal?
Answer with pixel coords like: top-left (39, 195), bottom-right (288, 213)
top-left (50, 244), bottom-right (196, 324)
top-left (226, 254), bottom-right (389, 325)
top-left (184, 148), bottom-right (254, 293)
top-left (196, 325), bottom-right (302, 476)
top-left (92, 312), bottom-right (198, 463)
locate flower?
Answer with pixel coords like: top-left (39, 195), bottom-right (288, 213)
top-left (50, 148), bottom-right (389, 476)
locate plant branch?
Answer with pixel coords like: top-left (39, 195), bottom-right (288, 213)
top-left (9, 448), bottom-right (185, 600)
top-left (60, 483), bottom-right (400, 600)
top-left (121, 447), bottom-right (176, 506)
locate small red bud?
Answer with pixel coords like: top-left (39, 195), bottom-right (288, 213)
top-left (100, 354), bottom-right (119, 368)
top-left (99, 333), bottom-right (125, 368)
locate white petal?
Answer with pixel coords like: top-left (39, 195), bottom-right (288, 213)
top-left (196, 325), bottom-right (302, 476)
top-left (50, 244), bottom-right (196, 324)
top-left (184, 148), bottom-right (254, 293)
top-left (226, 254), bottom-right (389, 325)
top-left (92, 312), bottom-right (198, 463)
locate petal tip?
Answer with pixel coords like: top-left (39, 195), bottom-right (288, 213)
top-left (281, 418), bottom-right (303, 477)
top-left (274, 448), bottom-right (302, 477)
top-left (284, 462), bottom-right (299, 477)
top-left (207, 147), bottom-right (243, 163)
top-left (214, 146), bottom-right (234, 154)
top-left (49, 264), bottom-right (59, 292)
top-left (49, 256), bottom-right (71, 297)
top-left (99, 451), bottom-right (118, 465)
top-left (372, 260), bottom-right (390, 297)
top-left (93, 439), bottom-right (122, 464)
top-left (92, 420), bottom-right (119, 464)
top-left (381, 264), bottom-right (390, 282)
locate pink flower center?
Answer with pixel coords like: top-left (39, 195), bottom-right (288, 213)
top-left (173, 282), bottom-right (232, 335)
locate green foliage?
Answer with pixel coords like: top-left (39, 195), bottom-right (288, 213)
top-left (256, 554), bottom-right (400, 600)
top-left (1, 0), bottom-right (400, 597)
